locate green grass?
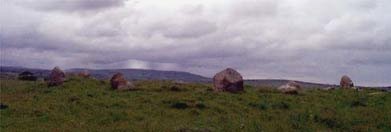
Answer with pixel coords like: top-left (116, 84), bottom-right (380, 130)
top-left (1, 77), bottom-right (390, 131)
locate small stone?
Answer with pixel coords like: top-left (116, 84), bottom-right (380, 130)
top-left (278, 81), bottom-right (301, 94)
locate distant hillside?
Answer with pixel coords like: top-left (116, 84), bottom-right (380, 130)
top-left (1, 66), bottom-right (389, 91)
top-left (0, 66), bottom-right (50, 80)
top-left (0, 66), bottom-right (210, 83)
top-left (67, 68), bottom-right (210, 83)
top-left (245, 79), bottom-right (390, 91)
top-left (245, 79), bottom-right (336, 89)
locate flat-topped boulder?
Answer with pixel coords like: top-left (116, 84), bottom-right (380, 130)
top-left (213, 68), bottom-right (244, 93)
top-left (278, 81), bottom-right (301, 94)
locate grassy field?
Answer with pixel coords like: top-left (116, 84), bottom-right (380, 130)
top-left (1, 77), bottom-right (390, 131)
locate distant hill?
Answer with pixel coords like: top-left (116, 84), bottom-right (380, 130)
top-left (66, 68), bottom-right (210, 83)
top-left (245, 79), bottom-right (336, 89)
top-left (0, 66), bottom-right (210, 83)
top-left (1, 66), bottom-right (389, 91)
top-left (0, 66), bottom-right (50, 80)
top-left (245, 79), bottom-right (390, 91)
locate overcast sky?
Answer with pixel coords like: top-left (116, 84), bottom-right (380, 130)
top-left (1, 0), bottom-right (390, 86)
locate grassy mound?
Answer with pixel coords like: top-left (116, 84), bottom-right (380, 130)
top-left (1, 77), bottom-right (390, 131)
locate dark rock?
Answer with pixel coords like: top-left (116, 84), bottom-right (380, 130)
top-left (213, 68), bottom-right (244, 92)
top-left (87, 93), bottom-right (94, 97)
top-left (278, 81), bottom-right (301, 94)
top-left (171, 102), bottom-right (189, 109)
top-left (48, 66), bottom-right (66, 86)
top-left (68, 96), bottom-right (80, 102)
top-left (272, 101), bottom-right (290, 109)
top-left (170, 85), bottom-right (181, 91)
top-left (195, 103), bottom-right (206, 109)
top-left (178, 128), bottom-right (212, 132)
top-left (0, 103), bottom-right (8, 110)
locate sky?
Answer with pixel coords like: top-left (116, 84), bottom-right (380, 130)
top-left (1, 0), bottom-right (390, 86)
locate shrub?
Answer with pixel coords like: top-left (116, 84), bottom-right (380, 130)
top-left (314, 115), bottom-right (341, 129)
top-left (350, 98), bottom-right (367, 107)
top-left (272, 102), bottom-right (290, 110)
top-left (290, 113), bottom-right (309, 129)
top-left (0, 103), bottom-right (8, 109)
top-left (68, 96), bottom-right (80, 103)
top-left (171, 102), bottom-right (189, 109)
top-left (195, 102), bottom-right (206, 109)
top-left (257, 87), bottom-right (279, 93)
top-left (248, 102), bottom-right (268, 110)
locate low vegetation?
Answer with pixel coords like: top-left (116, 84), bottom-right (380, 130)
top-left (1, 77), bottom-right (390, 131)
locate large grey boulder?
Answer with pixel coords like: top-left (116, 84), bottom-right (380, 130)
top-left (213, 68), bottom-right (244, 93)
top-left (340, 75), bottom-right (354, 89)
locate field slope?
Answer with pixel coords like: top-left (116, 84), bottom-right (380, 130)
top-left (1, 77), bottom-right (390, 131)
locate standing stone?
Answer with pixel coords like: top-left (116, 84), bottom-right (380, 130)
top-left (278, 81), bottom-right (301, 94)
top-left (340, 75), bottom-right (354, 89)
top-left (213, 68), bottom-right (244, 92)
top-left (110, 73), bottom-right (135, 91)
top-left (48, 66), bottom-right (66, 86)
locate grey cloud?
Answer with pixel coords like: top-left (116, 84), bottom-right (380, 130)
top-left (139, 19), bottom-right (218, 39)
top-left (10, 0), bottom-right (126, 12)
top-left (181, 4), bottom-right (204, 15)
top-left (1, 0), bottom-right (391, 86)
top-left (229, 0), bottom-right (278, 19)
top-left (161, 20), bottom-right (217, 39)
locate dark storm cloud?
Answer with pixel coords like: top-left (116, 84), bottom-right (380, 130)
top-left (1, 0), bottom-right (391, 86)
